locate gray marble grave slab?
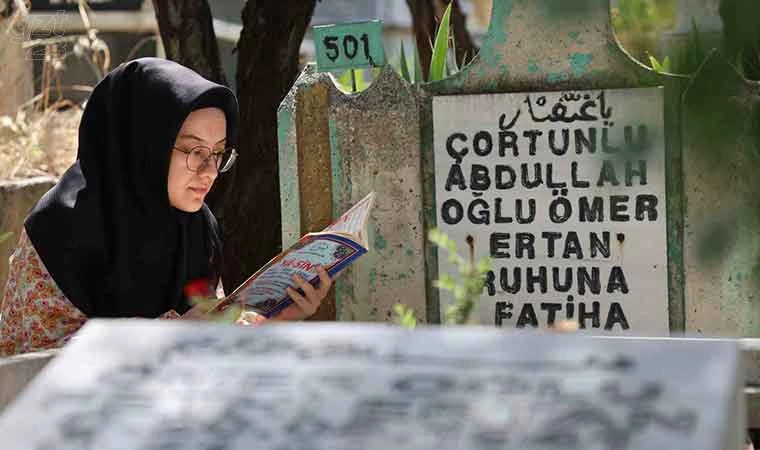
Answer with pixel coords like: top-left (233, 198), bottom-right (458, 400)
top-left (0, 320), bottom-right (744, 450)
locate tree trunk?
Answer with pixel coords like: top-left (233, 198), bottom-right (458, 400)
top-left (405, 0), bottom-right (478, 78)
top-left (211, 0), bottom-right (317, 292)
top-left (406, 0), bottom-right (436, 78)
top-left (152, 0), bottom-right (227, 86)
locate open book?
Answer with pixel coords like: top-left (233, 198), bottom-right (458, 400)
top-left (212, 192), bottom-right (376, 318)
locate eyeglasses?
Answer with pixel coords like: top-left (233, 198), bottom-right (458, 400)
top-left (172, 145), bottom-right (238, 173)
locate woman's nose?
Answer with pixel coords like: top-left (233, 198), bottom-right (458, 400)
top-left (198, 158), bottom-right (218, 180)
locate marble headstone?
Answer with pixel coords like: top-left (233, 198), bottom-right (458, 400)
top-left (0, 320), bottom-right (744, 450)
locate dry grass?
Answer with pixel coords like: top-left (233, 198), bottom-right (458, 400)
top-left (0, 1), bottom-right (106, 181)
top-left (0, 106), bottom-right (81, 180)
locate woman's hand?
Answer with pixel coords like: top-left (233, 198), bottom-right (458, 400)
top-left (272, 266), bottom-right (332, 321)
top-left (236, 310), bottom-right (268, 326)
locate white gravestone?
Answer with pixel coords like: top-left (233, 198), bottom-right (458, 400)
top-left (0, 320), bottom-right (744, 450)
top-left (433, 87), bottom-right (668, 334)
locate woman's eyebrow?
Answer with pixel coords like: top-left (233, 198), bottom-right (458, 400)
top-left (178, 133), bottom-right (227, 144)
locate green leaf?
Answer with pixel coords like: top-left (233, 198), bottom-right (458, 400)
top-left (447, 253), bottom-right (464, 265)
top-left (453, 285), bottom-right (466, 301)
top-left (398, 41), bottom-right (411, 83)
top-left (354, 69), bottom-right (368, 91)
top-left (476, 257), bottom-right (492, 274)
top-left (649, 53), bottom-right (672, 74)
top-left (428, 228), bottom-right (457, 254)
top-left (444, 305), bottom-right (459, 323)
top-left (649, 55), bottom-right (663, 72)
top-left (335, 69), bottom-right (368, 92)
top-left (336, 70), bottom-right (353, 90)
top-left (429, 226), bottom-right (486, 325)
top-left (429, 2), bottom-right (453, 82)
top-left (450, 28), bottom-right (460, 72)
top-left (431, 228), bottom-right (457, 255)
top-left (736, 50), bottom-right (746, 77)
top-left (428, 228), bottom-right (443, 245)
top-left (458, 262), bottom-right (474, 276)
top-left (413, 44), bottom-right (424, 84)
top-left (393, 303), bottom-right (417, 329)
top-left (434, 273), bottom-right (457, 292)
top-left (690, 18), bottom-right (705, 71)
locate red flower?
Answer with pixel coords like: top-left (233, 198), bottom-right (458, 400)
top-left (184, 278), bottom-right (211, 299)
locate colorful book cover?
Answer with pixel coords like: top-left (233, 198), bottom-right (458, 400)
top-left (213, 192), bottom-right (375, 318)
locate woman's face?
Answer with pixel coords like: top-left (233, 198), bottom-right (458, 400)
top-left (168, 107), bottom-right (227, 212)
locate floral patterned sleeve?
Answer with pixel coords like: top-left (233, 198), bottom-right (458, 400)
top-left (0, 230), bottom-right (180, 357)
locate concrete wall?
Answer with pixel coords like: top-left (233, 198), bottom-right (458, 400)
top-left (0, 349), bottom-right (57, 413)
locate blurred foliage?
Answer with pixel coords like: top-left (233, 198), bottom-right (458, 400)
top-left (429, 228), bottom-right (492, 325)
top-left (396, 41), bottom-right (426, 85)
top-left (335, 68), bottom-right (371, 93)
top-left (612, 0), bottom-right (676, 34)
top-left (392, 228), bottom-right (492, 326)
top-left (720, 0), bottom-right (760, 80)
top-left (613, 0), bottom-right (760, 80)
top-left (673, 20), bottom-right (709, 74)
top-left (649, 19), bottom-right (709, 75)
top-left (0, 232), bottom-right (13, 245)
top-left (392, 303), bottom-right (418, 329)
top-left (612, 0), bottom-right (676, 64)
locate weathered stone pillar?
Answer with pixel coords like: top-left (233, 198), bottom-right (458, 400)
top-left (278, 65), bottom-right (427, 322)
top-left (0, 12), bottom-right (34, 117)
top-left (683, 54), bottom-right (760, 378)
top-left (0, 178), bottom-right (56, 290)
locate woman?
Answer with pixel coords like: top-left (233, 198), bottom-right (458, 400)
top-left (0, 58), bottom-right (330, 356)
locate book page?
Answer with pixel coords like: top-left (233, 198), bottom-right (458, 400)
top-left (323, 192), bottom-right (375, 244)
top-left (218, 234), bottom-right (366, 318)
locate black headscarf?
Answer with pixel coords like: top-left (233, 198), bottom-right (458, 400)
top-left (25, 57), bottom-right (238, 318)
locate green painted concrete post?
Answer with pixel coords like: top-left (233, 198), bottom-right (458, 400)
top-left (278, 65), bottom-right (428, 322)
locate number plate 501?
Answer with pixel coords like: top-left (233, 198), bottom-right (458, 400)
top-left (313, 20), bottom-right (386, 72)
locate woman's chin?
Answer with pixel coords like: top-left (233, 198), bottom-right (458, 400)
top-left (172, 198), bottom-right (204, 213)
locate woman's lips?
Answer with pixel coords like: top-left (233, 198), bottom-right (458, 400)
top-left (189, 186), bottom-right (209, 196)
